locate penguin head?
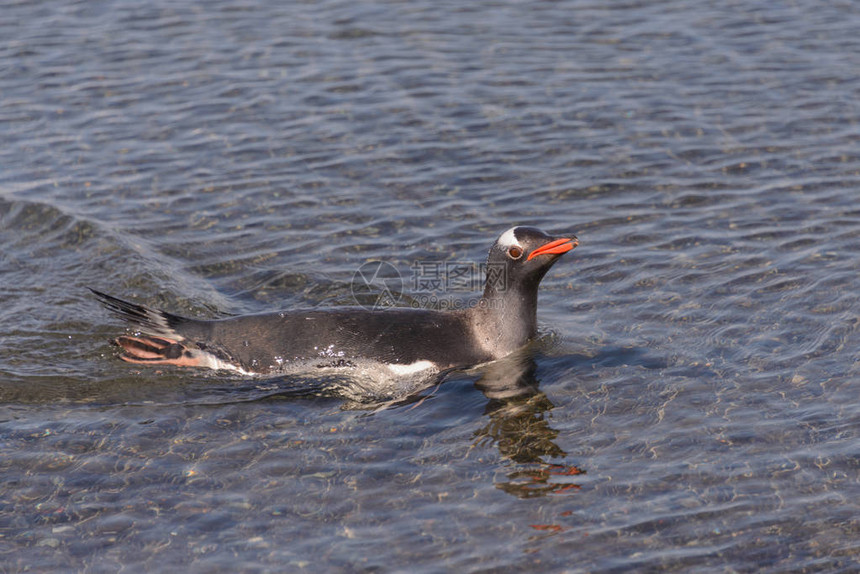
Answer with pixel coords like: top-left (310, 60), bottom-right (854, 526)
top-left (485, 226), bottom-right (578, 297)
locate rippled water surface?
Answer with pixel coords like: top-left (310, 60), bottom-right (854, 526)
top-left (2, 0), bottom-right (860, 571)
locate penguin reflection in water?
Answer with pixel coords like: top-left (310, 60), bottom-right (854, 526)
top-left (93, 226), bottom-right (577, 395)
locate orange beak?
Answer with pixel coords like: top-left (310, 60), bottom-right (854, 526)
top-left (527, 237), bottom-right (578, 261)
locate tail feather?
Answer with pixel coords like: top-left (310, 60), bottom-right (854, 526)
top-left (90, 288), bottom-right (186, 341)
top-left (92, 289), bottom-right (202, 367)
top-left (92, 289), bottom-right (244, 372)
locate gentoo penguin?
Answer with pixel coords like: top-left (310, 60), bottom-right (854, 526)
top-left (93, 226), bottom-right (577, 379)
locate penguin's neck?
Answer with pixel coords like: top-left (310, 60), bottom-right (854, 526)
top-left (468, 281), bottom-right (539, 360)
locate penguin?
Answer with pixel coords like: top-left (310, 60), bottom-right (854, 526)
top-left (93, 226), bottom-right (577, 379)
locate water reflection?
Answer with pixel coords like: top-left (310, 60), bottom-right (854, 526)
top-left (477, 392), bottom-right (565, 463)
top-left (471, 349), bottom-right (586, 498)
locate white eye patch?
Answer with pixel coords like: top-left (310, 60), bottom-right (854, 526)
top-left (497, 227), bottom-right (522, 249)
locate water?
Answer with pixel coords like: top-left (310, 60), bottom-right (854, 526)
top-left (2, 0), bottom-right (859, 570)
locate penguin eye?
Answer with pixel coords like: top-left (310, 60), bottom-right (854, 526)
top-left (507, 246), bottom-right (523, 260)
